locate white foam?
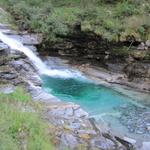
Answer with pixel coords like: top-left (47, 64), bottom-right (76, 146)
top-left (0, 31), bottom-right (84, 79)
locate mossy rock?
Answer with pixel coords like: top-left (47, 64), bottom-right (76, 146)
top-left (111, 47), bottom-right (129, 57)
top-left (0, 55), bottom-right (12, 65)
top-left (143, 51), bottom-right (150, 61)
top-left (130, 50), bottom-right (147, 60)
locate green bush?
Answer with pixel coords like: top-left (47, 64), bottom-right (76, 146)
top-left (0, 0), bottom-right (149, 42)
top-left (1, 0), bottom-right (68, 41)
top-left (0, 6), bottom-right (14, 25)
top-left (115, 2), bottom-right (139, 17)
top-left (145, 3), bottom-right (150, 13)
top-left (80, 7), bottom-right (98, 21)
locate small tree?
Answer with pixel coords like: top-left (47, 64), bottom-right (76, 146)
top-left (138, 24), bottom-right (150, 41)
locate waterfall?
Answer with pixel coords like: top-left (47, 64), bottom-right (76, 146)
top-left (0, 32), bottom-right (84, 79)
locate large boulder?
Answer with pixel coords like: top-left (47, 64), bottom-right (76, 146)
top-left (0, 42), bottom-right (11, 65)
top-left (123, 63), bottom-right (150, 79)
top-left (130, 50), bottom-right (147, 60)
top-left (0, 42), bottom-right (9, 54)
top-left (7, 34), bottom-right (43, 45)
top-left (146, 40), bottom-right (150, 48)
top-left (46, 32), bottom-right (108, 64)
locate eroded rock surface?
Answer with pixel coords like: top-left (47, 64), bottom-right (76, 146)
top-left (0, 25), bottom-right (139, 150)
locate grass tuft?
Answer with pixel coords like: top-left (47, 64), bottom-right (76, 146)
top-left (0, 87), bottom-right (54, 150)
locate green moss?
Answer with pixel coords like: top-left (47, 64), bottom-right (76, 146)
top-left (143, 52), bottom-right (150, 61)
top-left (111, 47), bottom-right (129, 57)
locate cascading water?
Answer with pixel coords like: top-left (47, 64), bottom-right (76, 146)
top-left (0, 31), bottom-right (84, 79)
top-left (1, 31), bottom-right (150, 141)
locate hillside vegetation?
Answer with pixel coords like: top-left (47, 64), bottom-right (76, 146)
top-left (0, 7), bottom-right (15, 26)
top-left (0, 87), bottom-right (54, 150)
top-left (0, 0), bottom-right (150, 42)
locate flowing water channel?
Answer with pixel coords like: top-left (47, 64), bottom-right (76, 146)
top-left (42, 73), bottom-right (150, 141)
top-left (0, 31), bottom-right (150, 141)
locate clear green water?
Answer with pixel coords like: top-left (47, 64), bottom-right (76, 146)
top-left (42, 75), bottom-right (149, 140)
top-left (42, 76), bottom-right (133, 116)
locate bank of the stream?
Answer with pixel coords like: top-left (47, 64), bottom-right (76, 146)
top-left (0, 4), bottom-right (150, 150)
top-left (38, 30), bottom-right (150, 93)
top-left (41, 55), bottom-right (150, 142)
top-left (0, 87), bottom-right (54, 150)
top-left (1, 23), bottom-right (138, 150)
top-left (1, 0), bottom-right (150, 42)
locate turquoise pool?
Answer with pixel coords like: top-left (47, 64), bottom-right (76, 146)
top-left (42, 75), bottom-right (150, 140)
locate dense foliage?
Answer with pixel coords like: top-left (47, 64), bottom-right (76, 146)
top-left (0, 0), bottom-right (150, 41)
top-left (0, 0), bottom-right (68, 41)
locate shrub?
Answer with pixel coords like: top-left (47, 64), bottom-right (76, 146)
top-left (80, 7), bottom-right (98, 21)
top-left (145, 3), bottom-right (150, 13)
top-left (1, 0), bottom-right (149, 42)
top-left (136, 17), bottom-right (150, 41)
top-left (115, 1), bottom-right (139, 17)
top-left (1, 0), bottom-right (68, 41)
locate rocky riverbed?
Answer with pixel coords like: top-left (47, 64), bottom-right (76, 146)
top-left (40, 28), bottom-right (150, 93)
top-left (0, 24), bottom-right (135, 150)
top-left (0, 23), bottom-right (150, 150)
top-left (116, 104), bottom-right (150, 137)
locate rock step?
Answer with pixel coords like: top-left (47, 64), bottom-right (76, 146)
top-left (5, 34), bottom-right (42, 45)
top-left (0, 23), bottom-right (10, 29)
top-left (0, 28), bottom-right (18, 35)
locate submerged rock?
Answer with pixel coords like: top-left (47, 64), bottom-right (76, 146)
top-left (117, 105), bottom-right (150, 138)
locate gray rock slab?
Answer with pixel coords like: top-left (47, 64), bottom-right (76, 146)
top-left (0, 42), bottom-right (9, 50)
top-left (7, 34), bottom-right (42, 45)
top-left (0, 85), bottom-right (15, 94)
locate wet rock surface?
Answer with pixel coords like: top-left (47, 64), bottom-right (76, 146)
top-left (44, 102), bottom-right (129, 150)
top-left (41, 30), bottom-right (150, 94)
top-left (75, 62), bottom-right (150, 93)
top-left (43, 32), bottom-right (109, 65)
top-left (1, 34), bottom-right (43, 45)
top-left (123, 63), bottom-right (150, 79)
top-left (0, 24), bottom-right (148, 150)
